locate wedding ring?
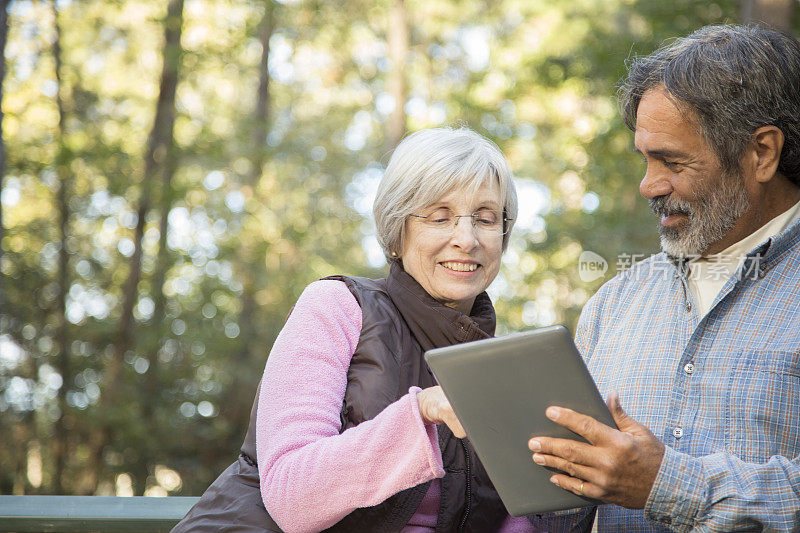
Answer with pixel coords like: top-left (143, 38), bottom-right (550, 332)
top-left (578, 481), bottom-right (585, 495)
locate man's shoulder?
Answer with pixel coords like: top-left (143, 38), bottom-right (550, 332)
top-left (597, 251), bottom-right (673, 295)
top-left (576, 252), bottom-right (673, 327)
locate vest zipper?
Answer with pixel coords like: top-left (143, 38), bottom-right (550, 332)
top-left (457, 439), bottom-right (471, 533)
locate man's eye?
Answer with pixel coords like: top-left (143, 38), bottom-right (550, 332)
top-left (664, 160), bottom-right (680, 170)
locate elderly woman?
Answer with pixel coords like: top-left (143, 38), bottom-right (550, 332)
top-left (174, 127), bottom-right (533, 533)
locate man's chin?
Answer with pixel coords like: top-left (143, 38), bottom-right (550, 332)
top-left (658, 228), bottom-right (705, 258)
top-left (660, 240), bottom-right (702, 258)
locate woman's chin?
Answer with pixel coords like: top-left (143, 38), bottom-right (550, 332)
top-left (434, 284), bottom-right (486, 310)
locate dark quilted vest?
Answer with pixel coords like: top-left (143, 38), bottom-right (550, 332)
top-left (321, 273), bottom-right (508, 532)
top-left (175, 267), bottom-right (507, 533)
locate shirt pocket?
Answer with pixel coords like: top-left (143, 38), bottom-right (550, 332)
top-left (726, 350), bottom-right (800, 463)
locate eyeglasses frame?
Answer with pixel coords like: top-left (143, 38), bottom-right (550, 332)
top-left (408, 210), bottom-right (514, 236)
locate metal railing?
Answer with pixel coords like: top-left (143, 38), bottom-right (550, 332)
top-left (0, 495), bottom-right (199, 532)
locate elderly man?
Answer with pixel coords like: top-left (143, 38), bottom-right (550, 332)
top-left (527, 25), bottom-right (800, 531)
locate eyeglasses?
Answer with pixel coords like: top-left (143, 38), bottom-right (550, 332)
top-left (409, 208), bottom-right (513, 236)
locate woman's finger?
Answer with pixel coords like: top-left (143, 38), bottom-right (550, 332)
top-left (442, 412), bottom-right (466, 438)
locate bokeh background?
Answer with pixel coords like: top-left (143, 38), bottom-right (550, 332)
top-left (1, 0), bottom-right (798, 497)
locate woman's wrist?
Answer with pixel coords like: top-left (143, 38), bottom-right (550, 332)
top-left (415, 387), bottom-right (435, 425)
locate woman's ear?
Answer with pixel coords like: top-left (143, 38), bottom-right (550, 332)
top-left (750, 125), bottom-right (784, 183)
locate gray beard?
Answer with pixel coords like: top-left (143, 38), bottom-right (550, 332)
top-left (650, 172), bottom-right (751, 258)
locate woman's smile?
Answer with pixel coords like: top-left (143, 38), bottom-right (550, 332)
top-left (440, 261), bottom-right (479, 273)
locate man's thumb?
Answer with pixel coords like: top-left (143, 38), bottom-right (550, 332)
top-left (606, 390), bottom-right (633, 429)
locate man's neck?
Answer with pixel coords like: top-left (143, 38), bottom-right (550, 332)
top-left (705, 180), bottom-right (800, 256)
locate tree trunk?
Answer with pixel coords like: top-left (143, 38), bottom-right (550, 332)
top-left (134, 0), bottom-right (184, 496)
top-left (112, 0), bottom-right (184, 374)
top-left (228, 0), bottom-right (276, 436)
top-left (0, 0), bottom-right (9, 317)
top-left (12, 421), bottom-right (30, 494)
top-left (237, 0), bottom-right (275, 344)
top-left (51, 0), bottom-right (72, 494)
top-left (740, 0), bottom-right (795, 32)
top-left (250, 1), bottom-right (274, 167)
top-left (103, 0), bottom-right (184, 495)
top-left (385, 0), bottom-right (409, 153)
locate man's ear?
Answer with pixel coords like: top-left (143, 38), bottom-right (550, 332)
top-left (750, 125), bottom-right (784, 183)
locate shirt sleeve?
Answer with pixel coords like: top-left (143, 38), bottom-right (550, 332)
top-left (644, 445), bottom-right (800, 532)
top-left (255, 280), bottom-right (445, 533)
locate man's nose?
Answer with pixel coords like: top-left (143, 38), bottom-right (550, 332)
top-left (639, 165), bottom-right (672, 200)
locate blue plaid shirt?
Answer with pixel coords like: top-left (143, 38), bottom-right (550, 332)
top-left (531, 215), bottom-right (800, 532)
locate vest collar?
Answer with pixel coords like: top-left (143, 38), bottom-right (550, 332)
top-left (385, 261), bottom-right (495, 352)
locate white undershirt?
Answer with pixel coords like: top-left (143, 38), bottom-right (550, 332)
top-left (687, 199), bottom-right (800, 317)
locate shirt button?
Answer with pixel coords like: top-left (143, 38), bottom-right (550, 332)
top-left (673, 427), bottom-right (683, 439)
top-left (685, 301), bottom-right (692, 311)
top-left (684, 362), bottom-right (695, 374)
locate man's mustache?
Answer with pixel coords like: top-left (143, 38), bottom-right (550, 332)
top-left (649, 195), bottom-right (693, 218)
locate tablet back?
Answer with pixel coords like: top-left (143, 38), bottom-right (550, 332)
top-left (424, 325), bottom-right (615, 516)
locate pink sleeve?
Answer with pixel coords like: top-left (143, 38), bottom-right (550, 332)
top-left (498, 515), bottom-right (540, 532)
top-left (256, 280), bottom-right (445, 533)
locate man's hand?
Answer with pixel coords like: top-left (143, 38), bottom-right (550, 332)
top-left (527, 391), bottom-right (665, 509)
top-left (416, 386), bottom-right (466, 438)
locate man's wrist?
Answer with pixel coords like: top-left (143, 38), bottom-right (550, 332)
top-left (644, 445), bottom-right (704, 531)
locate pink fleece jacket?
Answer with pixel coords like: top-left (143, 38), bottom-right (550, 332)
top-left (256, 280), bottom-right (535, 533)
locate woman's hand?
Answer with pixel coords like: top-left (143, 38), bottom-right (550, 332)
top-left (416, 386), bottom-right (466, 438)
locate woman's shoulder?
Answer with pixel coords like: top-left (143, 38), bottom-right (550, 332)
top-left (298, 279), bottom-right (359, 311)
top-left (280, 280), bottom-right (363, 340)
top-left (300, 276), bottom-right (402, 333)
top-left (320, 274), bottom-right (387, 294)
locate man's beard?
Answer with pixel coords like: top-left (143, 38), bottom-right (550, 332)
top-left (649, 171), bottom-right (751, 257)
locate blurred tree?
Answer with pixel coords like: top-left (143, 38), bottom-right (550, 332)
top-left (130, 0), bottom-right (186, 496)
top-left (50, 0), bottom-right (72, 494)
top-left (0, 0), bottom-right (8, 318)
top-left (228, 0), bottom-right (277, 445)
top-left (0, 2), bottom-right (9, 489)
top-left (1, 0), bottom-right (798, 497)
top-left (108, 0), bottom-right (184, 401)
top-left (385, 0), bottom-right (409, 152)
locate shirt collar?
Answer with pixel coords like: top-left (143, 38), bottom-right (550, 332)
top-left (755, 208), bottom-right (800, 273)
top-left (715, 199), bottom-right (800, 259)
top-left (666, 201), bottom-right (800, 279)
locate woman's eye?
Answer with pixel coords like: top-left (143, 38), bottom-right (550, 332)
top-left (474, 211), bottom-right (499, 225)
top-left (425, 209), bottom-right (452, 223)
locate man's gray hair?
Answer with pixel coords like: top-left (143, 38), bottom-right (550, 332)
top-left (373, 127), bottom-right (517, 261)
top-left (619, 24), bottom-right (800, 185)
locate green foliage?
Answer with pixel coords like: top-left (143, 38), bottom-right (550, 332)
top-left (0, 0), bottom-right (785, 496)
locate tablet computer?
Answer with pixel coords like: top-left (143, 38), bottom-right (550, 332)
top-left (424, 325), bottom-right (616, 516)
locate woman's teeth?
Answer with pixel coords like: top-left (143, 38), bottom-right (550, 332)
top-left (441, 261), bottom-right (477, 272)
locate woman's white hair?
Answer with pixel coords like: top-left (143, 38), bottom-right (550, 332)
top-left (373, 126), bottom-right (518, 261)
